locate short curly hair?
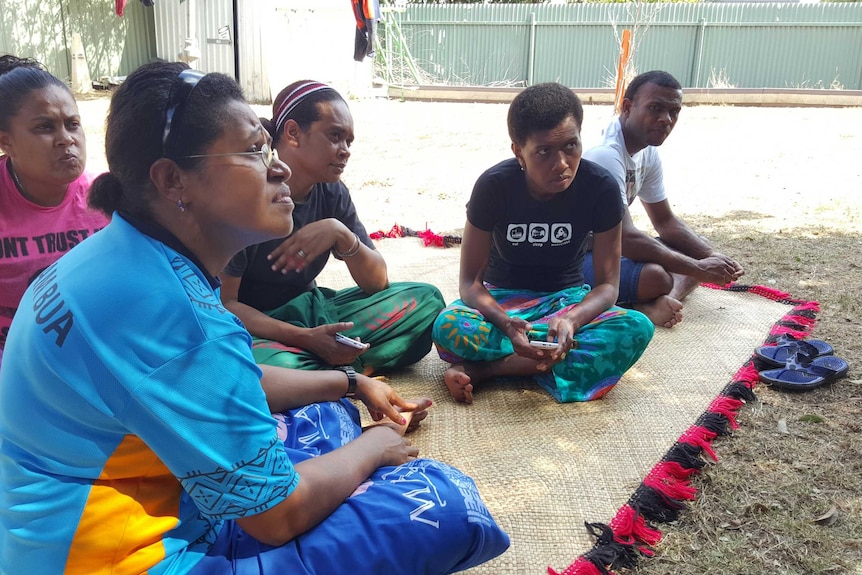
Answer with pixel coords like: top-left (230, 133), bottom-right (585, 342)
top-left (624, 70), bottom-right (681, 101)
top-left (507, 83), bottom-right (583, 146)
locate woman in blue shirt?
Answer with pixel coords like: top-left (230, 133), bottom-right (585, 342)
top-left (0, 61), bottom-right (508, 575)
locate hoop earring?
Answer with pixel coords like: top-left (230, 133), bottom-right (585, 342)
top-left (177, 199), bottom-right (186, 212)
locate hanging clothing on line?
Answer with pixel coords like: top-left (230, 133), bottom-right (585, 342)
top-left (351, 0), bottom-right (381, 62)
top-left (115, 0), bottom-right (154, 17)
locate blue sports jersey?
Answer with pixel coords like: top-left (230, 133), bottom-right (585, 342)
top-left (0, 214), bottom-right (298, 575)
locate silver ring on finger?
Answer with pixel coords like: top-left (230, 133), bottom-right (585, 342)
top-left (297, 249), bottom-right (306, 258)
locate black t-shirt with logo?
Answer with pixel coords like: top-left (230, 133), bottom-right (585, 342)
top-left (467, 157), bottom-right (622, 292)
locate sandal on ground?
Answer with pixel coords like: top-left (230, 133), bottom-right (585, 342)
top-left (755, 334), bottom-right (834, 368)
top-left (759, 352), bottom-right (849, 391)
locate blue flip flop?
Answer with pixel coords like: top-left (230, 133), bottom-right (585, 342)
top-left (755, 334), bottom-right (833, 368)
top-left (759, 352), bottom-right (849, 391)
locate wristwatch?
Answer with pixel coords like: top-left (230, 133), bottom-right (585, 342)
top-left (335, 365), bottom-right (357, 398)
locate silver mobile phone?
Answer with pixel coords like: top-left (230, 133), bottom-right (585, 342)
top-left (335, 333), bottom-right (369, 349)
top-left (529, 340), bottom-right (558, 349)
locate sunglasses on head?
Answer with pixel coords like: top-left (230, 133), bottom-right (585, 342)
top-left (162, 68), bottom-right (277, 169)
top-left (162, 68), bottom-right (205, 155)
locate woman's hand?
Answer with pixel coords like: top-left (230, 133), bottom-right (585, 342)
top-left (299, 323), bottom-right (369, 365)
top-left (362, 403), bottom-right (430, 436)
top-left (267, 218), bottom-right (350, 274)
top-left (545, 315), bottom-right (577, 361)
top-left (502, 316), bottom-right (532, 354)
top-left (504, 317), bottom-right (551, 362)
top-left (356, 375), bottom-right (432, 428)
top-left (506, 317), bottom-right (570, 370)
top-left (360, 426), bottom-right (420, 466)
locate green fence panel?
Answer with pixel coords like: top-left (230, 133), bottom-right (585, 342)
top-left (384, 3), bottom-right (862, 90)
top-left (406, 20), bottom-right (530, 86)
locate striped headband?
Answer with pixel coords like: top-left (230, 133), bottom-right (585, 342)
top-left (273, 81), bottom-right (337, 137)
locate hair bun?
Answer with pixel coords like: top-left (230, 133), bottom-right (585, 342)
top-left (88, 171), bottom-right (125, 216)
top-left (260, 117), bottom-right (276, 138)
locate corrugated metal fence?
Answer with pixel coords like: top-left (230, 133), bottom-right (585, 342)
top-left (4, 2), bottom-right (861, 96)
top-left (381, 3), bottom-right (862, 90)
top-left (0, 0), bottom-right (155, 83)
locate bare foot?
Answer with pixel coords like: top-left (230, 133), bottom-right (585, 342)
top-left (362, 410), bottom-right (415, 435)
top-left (444, 364), bottom-right (474, 404)
top-left (669, 273), bottom-right (700, 302)
top-left (636, 295), bottom-right (684, 328)
top-left (406, 409), bottom-right (428, 433)
top-left (399, 398), bottom-right (431, 433)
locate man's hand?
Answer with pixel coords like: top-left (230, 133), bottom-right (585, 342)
top-left (712, 251), bottom-right (745, 280)
top-left (695, 254), bottom-right (745, 285)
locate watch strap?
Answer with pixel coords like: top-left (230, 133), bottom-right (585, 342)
top-left (335, 366), bottom-right (357, 398)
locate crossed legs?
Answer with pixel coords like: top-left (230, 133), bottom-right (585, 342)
top-left (631, 263), bottom-right (684, 328)
top-left (433, 289), bottom-right (654, 404)
top-left (443, 355), bottom-right (547, 404)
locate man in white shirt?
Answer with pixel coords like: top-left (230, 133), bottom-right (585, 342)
top-left (583, 70), bottom-right (744, 328)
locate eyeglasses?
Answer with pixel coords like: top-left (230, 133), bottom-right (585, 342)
top-left (162, 68), bottom-right (205, 155)
top-left (179, 142), bottom-right (278, 169)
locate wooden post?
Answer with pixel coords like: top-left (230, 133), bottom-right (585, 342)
top-left (69, 33), bottom-right (91, 94)
top-left (614, 29), bottom-right (631, 114)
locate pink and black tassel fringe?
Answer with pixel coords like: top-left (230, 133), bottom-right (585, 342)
top-left (369, 224), bottom-right (462, 248)
top-left (549, 284), bottom-right (819, 575)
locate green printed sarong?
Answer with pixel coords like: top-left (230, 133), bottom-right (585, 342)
top-left (252, 282), bottom-right (445, 375)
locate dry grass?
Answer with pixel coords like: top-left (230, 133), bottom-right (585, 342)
top-left (632, 220), bottom-right (862, 575)
top-left (78, 94), bottom-right (862, 574)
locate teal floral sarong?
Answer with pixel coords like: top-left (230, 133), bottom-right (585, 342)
top-left (432, 285), bottom-right (654, 402)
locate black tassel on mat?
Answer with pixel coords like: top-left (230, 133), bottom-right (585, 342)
top-left (629, 485), bottom-right (687, 523)
top-left (663, 443), bottom-right (709, 471)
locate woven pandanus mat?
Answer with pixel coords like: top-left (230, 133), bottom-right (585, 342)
top-left (316, 238), bottom-right (799, 574)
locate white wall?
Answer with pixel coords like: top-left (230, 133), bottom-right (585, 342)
top-left (153, 0), bottom-right (373, 104)
top-left (266, 0), bottom-right (373, 103)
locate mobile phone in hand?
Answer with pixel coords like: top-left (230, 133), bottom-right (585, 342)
top-left (335, 333), bottom-right (369, 349)
top-left (529, 340), bottom-right (558, 349)
top-left (528, 330), bottom-right (557, 349)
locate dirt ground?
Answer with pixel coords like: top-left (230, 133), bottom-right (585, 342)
top-left (77, 94), bottom-right (862, 574)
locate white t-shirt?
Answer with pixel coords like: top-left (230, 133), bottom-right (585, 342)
top-left (583, 117), bottom-right (667, 207)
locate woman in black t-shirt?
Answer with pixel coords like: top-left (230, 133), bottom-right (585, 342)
top-left (220, 81), bottom-right (445, 375)
top-left (431, 83), bottom-right (654, 403)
